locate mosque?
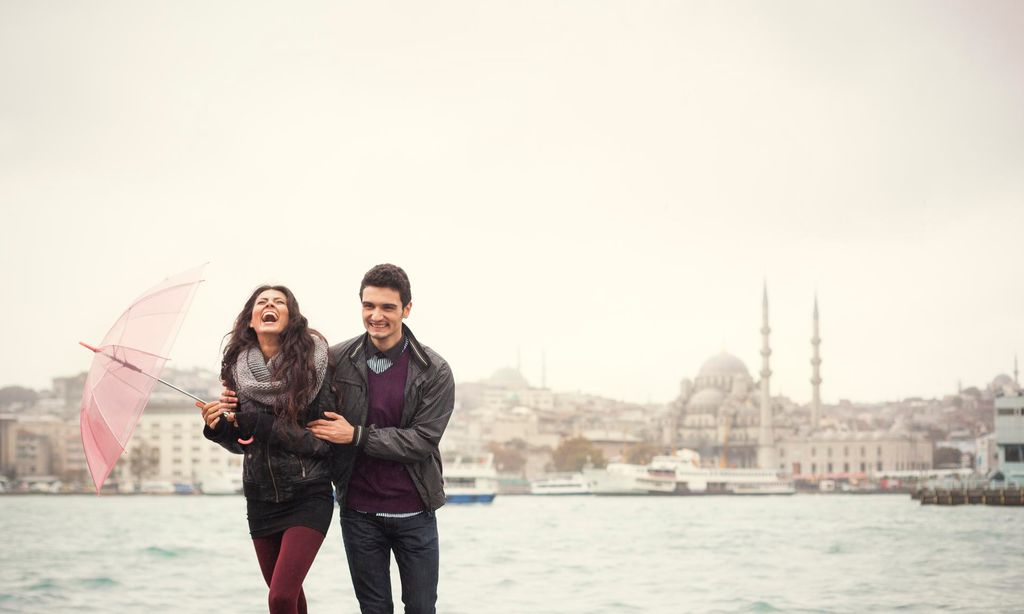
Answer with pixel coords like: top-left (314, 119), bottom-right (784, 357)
top-left (664, 286), bottom-right (824, 469)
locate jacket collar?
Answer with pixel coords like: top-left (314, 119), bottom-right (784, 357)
top-left (348, 323), bottom-right (431, 370)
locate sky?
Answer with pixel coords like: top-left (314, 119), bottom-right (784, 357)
top-left (2, 1), bottom-right (1022, 405)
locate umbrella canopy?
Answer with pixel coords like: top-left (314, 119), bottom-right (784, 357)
top-left (79, 265), bottom-right (206, 493)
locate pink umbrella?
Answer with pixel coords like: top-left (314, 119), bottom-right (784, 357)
top-left (78, 265), bottom-right (207, 493)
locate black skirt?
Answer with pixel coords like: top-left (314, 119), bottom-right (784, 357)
top-left (246, 480), bottom-right (334, 539)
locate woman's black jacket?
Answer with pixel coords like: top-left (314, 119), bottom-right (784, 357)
top-left (203, 381), bottom-right (335, 503)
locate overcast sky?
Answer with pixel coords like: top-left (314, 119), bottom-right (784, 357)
top-left (2, 1), bottom-right (1022, 405)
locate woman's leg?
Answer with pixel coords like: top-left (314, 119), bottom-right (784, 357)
top-left (266, 525), bottom-right (326, 614)
top-left (252, 532), bottom-right (284, 588)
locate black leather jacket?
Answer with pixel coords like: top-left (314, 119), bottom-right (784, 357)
top-left (329, 325), bottom-right (455, 512)
top-left (204, 380), bottom-right (335, 503)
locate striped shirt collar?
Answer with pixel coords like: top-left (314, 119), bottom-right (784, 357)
top-left (365, 335), bottom-right (408, 363)
top-left (362, 335), bottom-right (405, 374)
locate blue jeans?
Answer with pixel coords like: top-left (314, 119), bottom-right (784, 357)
top-left (341, 508), bottom-right (439, 614)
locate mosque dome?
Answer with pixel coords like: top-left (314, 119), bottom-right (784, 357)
top-left (687, 387), bottom-right (725, 411)
top-left (991, 374), bottom-right (1016, 391)
top-left (488, 367), bottom-right (529, 389)
top-left (697, 352), bottom-right (751, 379)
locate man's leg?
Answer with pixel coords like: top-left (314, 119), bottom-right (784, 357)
top-left (341, 508), bottom-right (395, 614)
top-left (391, 513), bottom-right (439, 614)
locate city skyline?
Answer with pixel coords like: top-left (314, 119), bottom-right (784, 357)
top-left (3, 1), bottom-right (1023, 404)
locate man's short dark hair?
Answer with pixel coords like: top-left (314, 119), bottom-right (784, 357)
top-left (360, 264), bottom-right (412, 307)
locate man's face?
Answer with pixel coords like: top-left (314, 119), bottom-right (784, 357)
top-left (361, 285), bottom-right (411, 350)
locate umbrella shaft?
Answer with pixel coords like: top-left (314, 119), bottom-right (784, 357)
top-left (155, 377), bottom-right (205, 404)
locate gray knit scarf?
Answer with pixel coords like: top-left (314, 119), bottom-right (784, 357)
top-left (233, 335), bottom-right (329, 407)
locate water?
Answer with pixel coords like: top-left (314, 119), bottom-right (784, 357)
top-left (0, 494), bottom-right (1020, 613)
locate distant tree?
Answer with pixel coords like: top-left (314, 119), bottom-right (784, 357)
top-left (625, 443), bottom-right (662, 465)
top-left (487, 441), bottom-right (527, 474)
top-left (127, 441), bottom-right (160, 490)
top-left (0, 386), bottom-right (38, 408)
top-left (552, 437), bottom-right (606, 472)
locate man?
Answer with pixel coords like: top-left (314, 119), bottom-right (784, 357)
top-left (306, 263), bottom-right (455, 614)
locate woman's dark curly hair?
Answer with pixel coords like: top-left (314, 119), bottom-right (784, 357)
top-left (221, 285), bottom-right (325, 422)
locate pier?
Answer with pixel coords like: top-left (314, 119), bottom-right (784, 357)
top-left (912, 487), bottom-right (1023, 506)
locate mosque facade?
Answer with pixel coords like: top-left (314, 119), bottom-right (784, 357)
top-left (666, 351), bottom-right (765, 468)
top-left (663, 285), bottom-right (790, 469)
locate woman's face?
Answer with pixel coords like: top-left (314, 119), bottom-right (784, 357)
top-left (249, 289), bottom-right (290, 336)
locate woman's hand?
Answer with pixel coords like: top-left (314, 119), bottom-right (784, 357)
top-left (198, 401), bottom-right (230, 429)
top-left (196, 384), bottom-right (241, 429)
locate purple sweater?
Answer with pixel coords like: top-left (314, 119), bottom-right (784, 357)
top-left (345, 349), bottom-right (424, 513)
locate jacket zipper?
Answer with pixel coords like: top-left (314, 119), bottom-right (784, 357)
top-left (299, 458), bottom-right (306, 478)
top-left (266, 441), bottom-right (279, 502)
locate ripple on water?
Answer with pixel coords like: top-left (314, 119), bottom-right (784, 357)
top-left (28, 579), bottom-right (58, 591)
top-left (76, 577), bottom-right (117, 589)
top-left (142, 545), bottom-right (185, 558)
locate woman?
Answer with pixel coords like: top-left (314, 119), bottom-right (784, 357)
top-left (200, 285), bottom-right (334, 614)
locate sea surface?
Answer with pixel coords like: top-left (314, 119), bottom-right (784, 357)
top-left (0, 494), bottom-right (1020, 613)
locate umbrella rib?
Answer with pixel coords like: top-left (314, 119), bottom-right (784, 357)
top-left (86, 388), bottom-right (128, 452)
top-left (106, 363), bottom-right (156, 397)
top-left (128, 280), bottom-right (204, 307)
top-left (127, 310), bottom-right (196, 320)
top-left (104, 344), bottom-right (169, 361)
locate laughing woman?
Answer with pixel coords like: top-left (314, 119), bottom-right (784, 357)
top-left (200, 285), bottom-right (334, 614)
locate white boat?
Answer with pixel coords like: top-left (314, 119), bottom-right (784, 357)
top-left (140, 480), bottom-right (176, 494)
top-left (198, 472), bottom-right (243, 495)
top-left (652, 450), bottom-right (796, 495)
top-left (529, 473), bottom-right (592, 495)
top-left (584, 463), bottom-right (677, 495)
top-left (443, 454), bottom-right (498, 504)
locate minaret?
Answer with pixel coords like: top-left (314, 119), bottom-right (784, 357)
top-left (541, 350), bottom-right (547, 389)
top-left (758, 282), bottom-right (775, 469)
top-left (810, 294), bottom-right (822, 431)
top-left (1015, 354), bottom-right (1019, 388)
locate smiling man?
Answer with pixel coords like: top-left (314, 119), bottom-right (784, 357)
top-left (306, 263), bottom-right (455, 614)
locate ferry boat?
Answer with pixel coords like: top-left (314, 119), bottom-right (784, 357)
top-left (198, 473), bottom-right (243, 495)
top-left (584, 462), bottom-right (677, 495)
top-left (529, 472), bottom-right (592, 495)
top-left (443, 454), bottom-right (498, 504)
top-left (139, 480), bottom-right (177, 494)
top-left (652, 450), bottom-right (796, 495)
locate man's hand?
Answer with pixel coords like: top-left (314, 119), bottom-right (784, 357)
top-left (307, 411), bottom-right (355, 444)
top-left (219, 386), bottom-right (239, 411)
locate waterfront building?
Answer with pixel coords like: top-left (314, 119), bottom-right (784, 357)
top-left (994, 392), bottom-right (1024, 485)
top-left (114, 401), bottom-right (242, 488)
top-left (0, 413), bottom-right (16, 475)
top-left (775, 429), bottom-right (932, 478)
top-left (15, 430), bottom-right (52, 477)
top-left (579, 429), bottom-right (643, 463)
top-left (974, 432), bottom-right (998, 476)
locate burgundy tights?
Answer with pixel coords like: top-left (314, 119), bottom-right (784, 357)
top-left (252, 526), bottom-right (326, 614)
